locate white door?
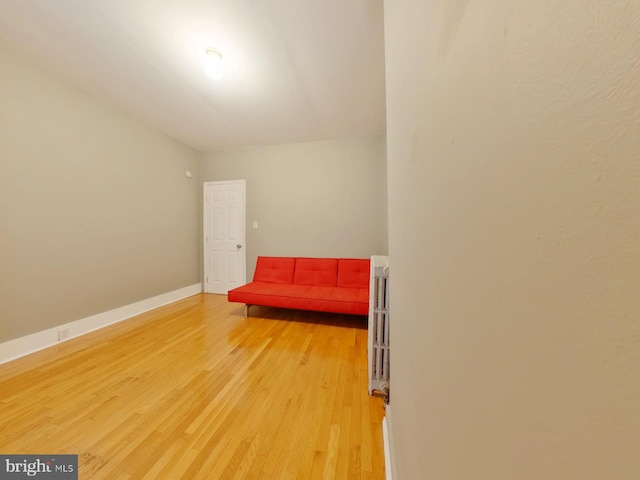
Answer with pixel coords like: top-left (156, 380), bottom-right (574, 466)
top-left (204, 180), bottom-right (246, 294)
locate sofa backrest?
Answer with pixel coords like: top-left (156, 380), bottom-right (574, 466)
top-left (336, 258), bottom-right (371, 289)
top-left (253, 256), bottom-right (297, 284)
top-left (252, 256), bottom-right (370, 288)
top-left (293, 258), bottom-right (338, 287)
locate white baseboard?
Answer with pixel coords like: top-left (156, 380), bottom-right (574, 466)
top-left (383, 403), bottom-right (397, 480)
top-left (0, 283), bottom-right (202, 365)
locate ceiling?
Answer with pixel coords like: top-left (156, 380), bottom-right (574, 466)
top-left (0, 0), bottom-right (387, 152)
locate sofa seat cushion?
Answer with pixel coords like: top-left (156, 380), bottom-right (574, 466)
top-left (229, 282), bottom-right (330, 298)
top-left (228, 282), bottom-right (368, 316)
top-left (329, 286), bottom-right (369, 304)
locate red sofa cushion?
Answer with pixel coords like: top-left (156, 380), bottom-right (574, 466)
top-left (336, 258), bottom-right (370, 288)
top-left (229, 283), bottom-right (333, 300)
top-left (227, 282), bottom-right (369, 316)
top-left (252, 256), bottom-right (296, 284)
top-left (293, 258), bottom-right (338, 287)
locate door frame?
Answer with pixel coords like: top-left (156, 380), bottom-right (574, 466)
top-left (203, 180), bottom-right (247, 293)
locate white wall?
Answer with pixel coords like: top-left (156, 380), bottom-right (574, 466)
top-left (384, 1), bottom-right (640, 479)
top-left (200, 136), bottom-right (388, 279)
top-left (0, 46), bottom-right (201, 343)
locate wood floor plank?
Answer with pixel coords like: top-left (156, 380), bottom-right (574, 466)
top-left (0, 293), bottom-right (386, 479)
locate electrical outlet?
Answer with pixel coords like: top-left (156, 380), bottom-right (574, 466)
top-left (58, 328), bottom-right (70, 342)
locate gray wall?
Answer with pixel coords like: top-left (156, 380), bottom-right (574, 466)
top-left (0, 46), bottom-right (201, 343)
top-left (200, 136), bottom-right (388, 280)
top-left (384, 1), bottom-right (640, 479)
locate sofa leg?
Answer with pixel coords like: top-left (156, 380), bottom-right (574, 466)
top-left (245, 304), bottom-right (250, 318)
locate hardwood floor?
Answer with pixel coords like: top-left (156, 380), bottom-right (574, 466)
top-left (0, 294), bottom-right (386, 479)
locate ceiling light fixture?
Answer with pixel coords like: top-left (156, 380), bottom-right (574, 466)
top-left (204, 48), bottom-right (224, 80)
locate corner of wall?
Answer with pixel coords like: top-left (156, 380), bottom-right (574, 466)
top-left (384, 403), bottom-right (398, 480)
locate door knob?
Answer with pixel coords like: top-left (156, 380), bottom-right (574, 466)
top-left (237, 244), bottom-right (242, 249)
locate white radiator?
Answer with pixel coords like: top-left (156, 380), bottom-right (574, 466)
top-left (368, 255), bottom-right (390, 398)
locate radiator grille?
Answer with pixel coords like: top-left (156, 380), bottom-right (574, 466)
top-left (368, 255), bottom-right (389, 398)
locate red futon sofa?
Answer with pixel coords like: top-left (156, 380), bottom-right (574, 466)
top-left (227, 256), bottom-right (370, 317)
